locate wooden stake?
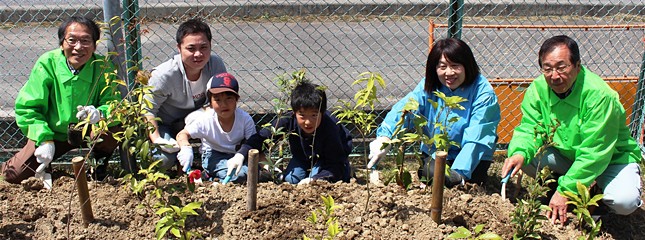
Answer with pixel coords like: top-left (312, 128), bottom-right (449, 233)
top-left (431, 151), bottom-right (448, 224)
top-left (246, 149), bottom-right (259, 211)
top-left (72, 156), bottom-right (94, 227)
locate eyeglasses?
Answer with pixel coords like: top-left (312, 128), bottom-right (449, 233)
top-left (65, 37), bottom-right (93, 47)
top-left (540, 64), bottom-right (570, 75)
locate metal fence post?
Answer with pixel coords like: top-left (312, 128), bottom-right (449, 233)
top-left (122, 0), bottom-right (141, 91)
top-left (447, 0), bottom-right (464, 39)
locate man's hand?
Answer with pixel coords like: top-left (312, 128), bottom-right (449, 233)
top-left (76, 105), bottom-right (101, 124)
top-left (225, 153), bottom-right (245, 176)
top-left (34, 141), bottom-right (55, 173)
top-left (367, 136), bottom-right (391, 169)
top-left (153, 138), bottom-right (180, 153)
top-left (547, 191), bottom-right (569, 226)
top-left (501, 154), bottom-right (525, 178)
top-left (177, 146), bottom-right (193, 172)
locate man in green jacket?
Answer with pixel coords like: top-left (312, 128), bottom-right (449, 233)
top-left (501, 35), bottom-right (642, 225)
top-left (1, 16), bottom-right (121, 183)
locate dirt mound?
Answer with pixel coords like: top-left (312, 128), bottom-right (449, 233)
top-left (0, 174), bottom-right (643, 239)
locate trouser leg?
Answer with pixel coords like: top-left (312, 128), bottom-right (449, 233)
top-left (2, 139), bottom-right (74, 184)
top-left (596, 163), bottom-right (642, 215)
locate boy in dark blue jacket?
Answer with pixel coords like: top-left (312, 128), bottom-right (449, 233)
top-left (238, 81), bottom-right (353, 184)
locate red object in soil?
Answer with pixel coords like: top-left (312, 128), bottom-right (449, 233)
top-left (188, 169), bottom-right (202, 183)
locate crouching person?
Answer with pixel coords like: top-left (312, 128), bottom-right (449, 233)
top-left (502, 35), bottom-right (642, 225)
top-left (175, 73), bottom-right (256, 183)
top-left (1, 16), bottom-right (121, 183)
top-left (238, 81), bottom-right (353, 184)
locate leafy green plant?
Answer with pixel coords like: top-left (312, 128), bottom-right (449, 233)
top-left (447, 224), bottom-right (502, 240)
top-left (303, 195), bottom-right (343, 240)
top-left (155, 202), bottom-right (203, 240)
top-left (259, 69), bottom-right (308, 182)
top-left (510, 118), bottom-right (561, 239)
top-left (382, 91), bottom-right (466, 189)
top-left (510, 166), bottom-right (554, 239)
top-left (83, 16), bottom-right (204, 239)
top-left (562, 181), bottom-right (603, 240)
top-left (334, 71), bottom-right (385, 210)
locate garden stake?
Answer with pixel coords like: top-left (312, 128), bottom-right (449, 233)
top-left (431, 151), bottom-right (448, 224)
top-left (72, 156), bottom-right (94, 227)
top-left (247, 149), bottom-right (259, 211)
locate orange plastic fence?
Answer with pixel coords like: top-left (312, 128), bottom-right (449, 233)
top-left (428, 21), bottom-right (643, 145)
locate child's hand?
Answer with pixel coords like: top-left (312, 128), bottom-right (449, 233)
top-left (177, 146), bottom-right (193, 172)
top-left (225, 153), bottom-right (245, 176)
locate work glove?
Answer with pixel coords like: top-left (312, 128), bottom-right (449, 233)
top-left (177, 146), bottom-right (193, 173)
top-left (445, 168), bottom-right (465, 188)
top-left (34, 141), bottom-right (55, 173)
top-left (76, 105), bottom-right (101, 124)
top-left (298, 177), bottom-right (314, 185)
top-left (367, 136), bottom-right (391, 169)
top-left (225, 153), bottom-right (245, 177)
top-left (154, 137), bottom-right (180, 153)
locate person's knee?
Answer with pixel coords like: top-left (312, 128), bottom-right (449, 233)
top-left (604, 192), bottom-right (642, 215)
top-left (3, 172), bottom-right (23, 184)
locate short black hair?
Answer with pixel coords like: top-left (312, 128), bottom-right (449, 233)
top-left (290, 81), bottom-right (327, 113)
top-left (425, 38), bottom-right (480, 92)
top-left (57, 16), bottom-right (101, 46)
top-left (538, 35), bottom-right (580, 67)
top-left (176, 19), bottom-right (212, 44)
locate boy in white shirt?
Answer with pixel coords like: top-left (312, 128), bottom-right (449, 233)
top-left (176, 72), bottom-right (256, 183)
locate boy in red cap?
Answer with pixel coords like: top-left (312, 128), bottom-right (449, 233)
top-left (176, 72), bottom-right (256, 183)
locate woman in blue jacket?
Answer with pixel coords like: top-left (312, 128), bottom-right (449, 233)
top-left (368, 38), bottom-right (501, 187)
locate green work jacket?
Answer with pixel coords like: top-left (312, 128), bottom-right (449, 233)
top-left (14, 49), bottom-right (119, 146)
top-left (508, 66), bottom-right (640, 194)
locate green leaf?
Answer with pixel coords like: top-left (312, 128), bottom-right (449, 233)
top-left (327, 220), bottom-right (342, 237)
top-left (156, 225), bottom-right (171, 240)
top-left (307, 211), bottom-right (318, 224)
top-left (170, 228), bottom-right (181, 237)
top-left (474, 224), bottom-right (484, 234)
top-left (155, 207), bottom-right (173, 215)
top-left (479, 232), bottom-right (503, 240)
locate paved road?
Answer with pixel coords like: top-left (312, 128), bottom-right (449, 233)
top-left (1, 18), bottom-right (643, 116)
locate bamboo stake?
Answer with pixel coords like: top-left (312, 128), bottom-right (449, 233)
top-left (247, 149), bottom-right (259, 211)
top-left (431, 151), bottom-right (448, 224)
top-left (72, 156), bottom-right (94, 227)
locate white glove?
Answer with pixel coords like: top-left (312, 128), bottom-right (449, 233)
top-left (154, 138), bottom-right (180, 153)
top-left (225, 153), bottom-right (245, 176)
top-left (367, 136), bottom-right (391, 169)
top-left (76, 105), bottom-right (101, 124)
top-left (34, 141), bottom-right (55, 173)
top-left (177, 146), bottom-right (193, 173)
top-left (298, 178), bottom-right (313, 185)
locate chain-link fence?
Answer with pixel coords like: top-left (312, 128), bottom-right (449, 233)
top-left (1, 0), bottom-right (644, 159)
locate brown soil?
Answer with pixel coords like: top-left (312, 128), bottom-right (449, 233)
top-left (0, 168), bottom-right (644, 239)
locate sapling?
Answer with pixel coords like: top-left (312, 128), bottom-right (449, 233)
top-left (447, 224), bottom-right (502, 240)
top-left (562, 181), bottom-right (603, 240)
top-left (303, 195), bottom-right (343, 240)
top-left (334, 71), bottom-right (385, 210)
top-left (260, 69), bottom-right (308, 182)
top-left (382, 91), bottom-right (466, 189)
top-left (510, 120), bottom-right (560, 239)
top-left (510, 166), bottom-right (554, 239)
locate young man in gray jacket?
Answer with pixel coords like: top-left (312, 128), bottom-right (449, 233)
top-left (144, 19), bottom-right (227, 169)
